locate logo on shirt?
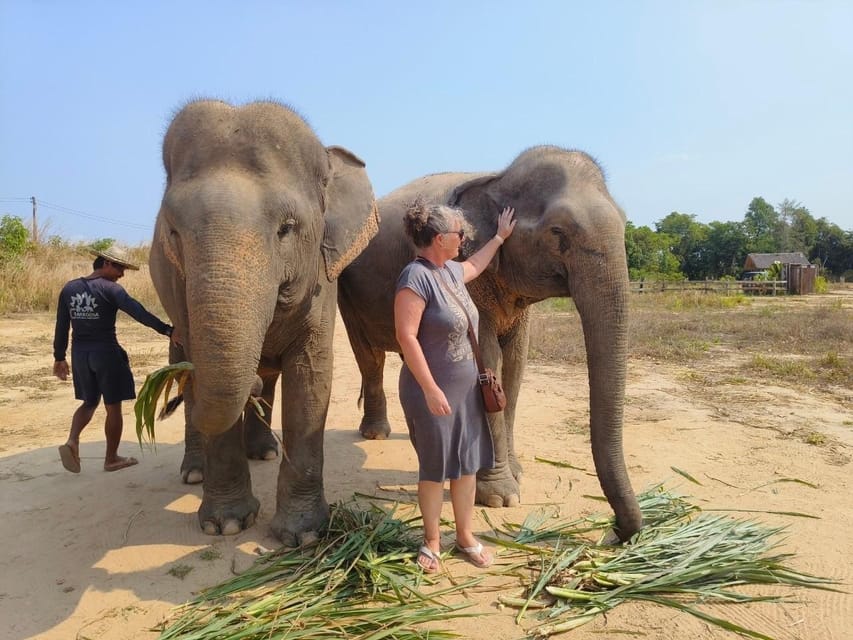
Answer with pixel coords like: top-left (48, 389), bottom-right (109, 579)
top-left (69, 292), bottom-right (100, 320)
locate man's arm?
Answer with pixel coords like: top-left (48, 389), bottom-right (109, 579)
top-left (115, 289), bottom-right (173, 337)
top-left (53, 290), bottom-right (70, 380)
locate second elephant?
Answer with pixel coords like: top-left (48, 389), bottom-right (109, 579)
top-left (338, 146), bottom-right (643, 541)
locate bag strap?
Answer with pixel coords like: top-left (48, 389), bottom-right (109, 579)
top-left (417, 258), bottom-right (488, 377)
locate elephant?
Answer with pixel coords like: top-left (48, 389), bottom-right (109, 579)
top-left (337, 145), bottom-right (643, 541)
top-left (150, 99), bottom-right (379, 544)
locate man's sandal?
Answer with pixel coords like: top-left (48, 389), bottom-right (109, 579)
top-left (455, 542), bottom-right (493, 568)
top-left (417, 545), bottom-right (441, 574)
top-left (58, 444), bottom-right (81, 473)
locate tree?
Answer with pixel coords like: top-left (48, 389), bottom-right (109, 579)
top-left (624, 222), bottom-right (682, 280)
top-left (777, 199), bottom-right (815, 253)
top-left (655, 212), bottom-right (710, 280)
top-left (811, 218), bottom-right (853, 278)
top-left (704, 221), bottom-right (749, 278)
top-left (743, 197), bottom-right (781, 253)
top-left (0, 215), bottom-right (30, 260)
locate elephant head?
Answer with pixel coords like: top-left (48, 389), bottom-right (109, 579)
top-left (151, 100), bottom-right (378, 437)
top-left (449, 146), bottom-right (643, 540)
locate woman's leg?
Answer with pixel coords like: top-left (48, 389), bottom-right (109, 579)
top-left (417, 480), bottom-right (444, 570)
top-left (449, 474), bottom-right (492, 567)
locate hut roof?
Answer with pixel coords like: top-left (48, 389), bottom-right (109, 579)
top-left (744, 252), bottom-right (810, 270)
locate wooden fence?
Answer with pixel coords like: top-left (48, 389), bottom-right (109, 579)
top-left (629, 280), bottom-right (788, 295)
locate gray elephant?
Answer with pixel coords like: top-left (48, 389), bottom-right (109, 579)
top-left (150, 99), bottom-right (378, 544)
top-left (338, 146), bottom-right (643, 541)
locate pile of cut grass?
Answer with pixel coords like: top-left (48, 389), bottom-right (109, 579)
top-left (157, 501), bottom-right (479, 639)
top-left (491, 486), bottom-right (841, 638)
top-left (155, 487), bottom-right (840, 640)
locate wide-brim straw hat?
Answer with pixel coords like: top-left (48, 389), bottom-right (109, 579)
top-left (89, 245), bottom-right (140, 270)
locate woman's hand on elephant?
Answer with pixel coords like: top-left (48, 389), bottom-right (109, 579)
top-left (497, 207), bottom-right (517, 240)
top-left (424, 386), bottom-right (452, 416)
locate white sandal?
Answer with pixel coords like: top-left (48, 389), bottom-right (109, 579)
top-left (455, 541), bottom-right (493, 568)
top-left (417, 545), bottom-right (441, 573)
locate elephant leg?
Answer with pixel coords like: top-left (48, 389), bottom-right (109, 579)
top-left (358, 348), bottom-right (390, 440)
top-left (339, 293), bottom-right (392, 440)
top-left (502, 315), bottom-right (529, 482)
top-left (475, 313), bottom-right (529, 507)
top-left (476, 412), bottom-right (519, 508)
top-left (198, 418), bottom-right (260, 535)
top-left (270, 305), bottom-right (334, 545)
top-left (244, 371), bottom-right (280, 460)
top-left (180, 384), bottom-right (204, 485)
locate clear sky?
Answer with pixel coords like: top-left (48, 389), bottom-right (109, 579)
top-left (2, 1), bottom-right (851, 245)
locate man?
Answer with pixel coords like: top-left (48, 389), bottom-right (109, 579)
top-left (53, 245), bottom-right (180, 472)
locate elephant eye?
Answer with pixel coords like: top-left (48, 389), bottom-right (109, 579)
top-left (550, 226), bottom-right (571, 252)
top-left (277, 218), bottom-right (297, 238)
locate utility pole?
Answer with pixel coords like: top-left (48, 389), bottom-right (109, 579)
top-left (31, 196), bottom-right (38, 244)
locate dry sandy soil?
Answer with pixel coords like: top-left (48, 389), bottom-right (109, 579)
top-left (1, 297), bottom-right (851, 640)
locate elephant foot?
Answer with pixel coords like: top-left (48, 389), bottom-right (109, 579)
top-left (183, 468), bottom-right (203, 484)
top-left (476, 466), bottom-right (521, 508)
top-left (245, 430), bottom-right (279, 461)
top-left (270, 498), bottom-right (330, 547)
top-left (198, 494), bottom-right (260, 536)
top-left (510, 457), bottom-right (523, 482)
top-left (359, 417), bottom-right (391, 440)
top-left (180, 452), bottom-right (204, 484)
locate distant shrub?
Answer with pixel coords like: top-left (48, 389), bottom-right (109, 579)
top-left (90, 238), bottom-right (116, 252)
top-left (0, 215), bottom-right (30, 260)
top-left (814, 276), bottom-right (828, 293)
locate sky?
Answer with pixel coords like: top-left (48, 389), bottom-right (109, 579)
top-left (1, 1), bottom-right (851, 245)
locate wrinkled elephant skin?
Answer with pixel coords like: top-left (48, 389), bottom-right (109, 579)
top-left (150, 100), bottom-right (378, 544)
top-left (338, 146), bottom-right (643, 541)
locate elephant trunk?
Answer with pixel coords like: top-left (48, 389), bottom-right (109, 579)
top-left (571, 246), bottom-right (643, 541)
top-left (184, 248), bottom-right (276, 436)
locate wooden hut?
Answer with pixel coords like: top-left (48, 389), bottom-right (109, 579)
top-left (742, 252), bottom-right (815, 294)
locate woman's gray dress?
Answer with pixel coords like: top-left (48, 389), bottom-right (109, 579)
top-left (396, 259), bottom-right (494, 482)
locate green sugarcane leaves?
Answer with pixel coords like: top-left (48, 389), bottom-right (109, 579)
top-left (494, 485), bottom-right (841, 638)
top-left (158, 500), bottom-right (478, 639)
top-left (134, 361), bottom-right (194, 446)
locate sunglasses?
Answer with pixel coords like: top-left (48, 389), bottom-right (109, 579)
top-left (444, 230), bottom-right (464, 240)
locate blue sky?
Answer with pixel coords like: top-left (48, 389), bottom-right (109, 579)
top-left (1, 1), bottom-right (851, 245)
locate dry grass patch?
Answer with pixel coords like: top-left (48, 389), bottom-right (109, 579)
top-left (530, 291), bottom-right (853, 394)
top-left (0, 242), bottom-right (163, 314)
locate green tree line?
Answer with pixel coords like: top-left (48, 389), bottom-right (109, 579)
top-left (626, 197), bottom-right (853, 281)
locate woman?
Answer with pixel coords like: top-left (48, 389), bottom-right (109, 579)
top-left (394, 201), bottom-right (516, 573)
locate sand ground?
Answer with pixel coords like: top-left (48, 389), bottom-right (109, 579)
top-left (1, 301), bottom-right (851, 640)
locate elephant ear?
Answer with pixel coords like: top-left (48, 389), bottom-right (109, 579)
top-left (448, 172), bottom-right (505, 262)
top-left (321, 146), bottom-right (380, 282)
top-left (448, 173), bottom-right (500, 208)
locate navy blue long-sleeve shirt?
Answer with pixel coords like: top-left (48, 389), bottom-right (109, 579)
top-left (53, 276), bottom-right (171, 361)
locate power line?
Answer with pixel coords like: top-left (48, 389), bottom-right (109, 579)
top-left (2, 196), bottom-right (153, 231)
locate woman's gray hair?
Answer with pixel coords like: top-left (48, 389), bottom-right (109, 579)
top-left (402, 197), bottom-right (466, 249)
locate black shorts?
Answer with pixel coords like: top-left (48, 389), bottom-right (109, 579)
top-left (71, 347), bottom-right (136, 405)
